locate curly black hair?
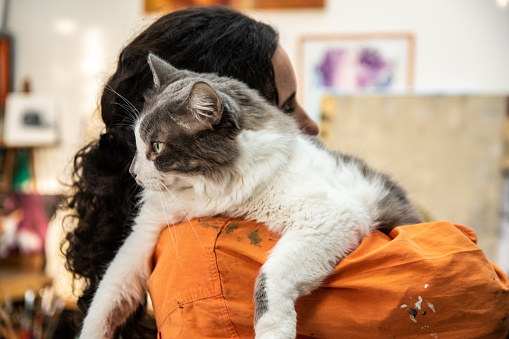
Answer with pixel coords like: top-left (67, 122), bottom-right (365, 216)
top-left (63, 6), bottom-right (279, 337)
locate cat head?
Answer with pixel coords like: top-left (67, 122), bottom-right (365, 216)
top-left (129, 54), bottom-right (296, 192)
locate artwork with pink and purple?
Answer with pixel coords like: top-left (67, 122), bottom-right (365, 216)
top-left (318, 48), bottom-right (395, 90)
top-left (300, 35), bottom-right (413, 122)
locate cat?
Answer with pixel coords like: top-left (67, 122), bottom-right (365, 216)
top-left (79, 53), bottom-right (423, 339)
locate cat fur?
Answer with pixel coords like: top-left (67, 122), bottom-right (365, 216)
top-left (79, 54), bottom-right (422, 339)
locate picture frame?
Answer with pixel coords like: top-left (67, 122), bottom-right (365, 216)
top-left (298, 33), bottom-right (415, 122)
top-left (3, 93), bottom-right (59, 147)
top-left (144, 0), bottom-right (325, 12)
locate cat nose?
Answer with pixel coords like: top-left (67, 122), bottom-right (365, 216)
top-left (130, 170), bottom-right (143, 186)
top-left (129, 161), bottom-right (137, 179)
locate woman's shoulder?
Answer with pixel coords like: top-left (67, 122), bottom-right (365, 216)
top-left (147, 217), bottom-right (273, 337)
top-left (149, 219), bottom-right (509, 338)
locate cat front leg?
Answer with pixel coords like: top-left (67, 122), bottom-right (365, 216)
top-left (253, 227), bottom-right (361, 339)
top-left (80, 200), bottom-right (168, 339)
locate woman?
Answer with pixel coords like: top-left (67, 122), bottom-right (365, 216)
top-left (64, 6), bottom-right (509, 338)
top-left (64, 5), bottom-right (316, 337)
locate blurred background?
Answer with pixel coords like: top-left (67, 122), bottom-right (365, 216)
top-left (0, 0), bottom-right (508, 337)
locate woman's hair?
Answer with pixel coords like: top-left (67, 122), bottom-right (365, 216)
top-left (63, 6), bottom-right (279, 337)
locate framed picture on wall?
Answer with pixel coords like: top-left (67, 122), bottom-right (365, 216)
top-left (3, 93), bottom-right (59, 147)
top-left (145, 0), bottom-right (325, 12)
top-left (298, 33), bottom-right (415, 122)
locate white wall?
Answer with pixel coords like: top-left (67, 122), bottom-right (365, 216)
top-left (7, 0), bottom-right (150, 192)
top-left (5, 0), bottom-right (509, 194)
top-left (252, 0), bottom-right (509, 95)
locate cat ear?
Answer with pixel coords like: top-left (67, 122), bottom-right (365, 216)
top-left (147, 53), bottom-right (179, 88)
top-left (185, 82), bottom-right (223, 130)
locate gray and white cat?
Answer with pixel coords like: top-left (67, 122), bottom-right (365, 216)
top-left (80, 54), bottom-right (422, 339)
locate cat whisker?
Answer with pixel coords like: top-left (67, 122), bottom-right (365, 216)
top-left (126, 184), bottom-right (141, 204)
top-left (112, 102), bottom-right (139, 124)
top-left (107, 122), bottom-right (135, 129)
top-left (157, 188), bottom-right (182, 266)
top-left (105, 89), bottom-right (140, 127)
top-left (106, 85), bottom-right (140, 116)
top-left (103, 98), bottom-right (138, 130)
top-left (160, 182), bottom-right (205, 253)
top-left (108, 102), bottom-right (138, 127)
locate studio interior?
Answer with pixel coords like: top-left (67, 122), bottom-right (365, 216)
top-left (0, 0), bottom-right (508, 338)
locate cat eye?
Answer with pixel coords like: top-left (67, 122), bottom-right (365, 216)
top-left (152, 142), bottom-right (164, 154)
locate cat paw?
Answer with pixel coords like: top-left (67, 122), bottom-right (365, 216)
top-left (79, 327), bottom-right (109, 339)
top-left (255, 328), bottom-right (296, 339)
top-left (80, 317), bottom-right (113, 339)
top-left (254, 312), bottom-right (296, 339)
